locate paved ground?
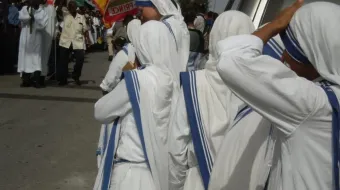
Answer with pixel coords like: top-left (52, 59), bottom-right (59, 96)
top-left (0, 51), bottom-right (110, 190)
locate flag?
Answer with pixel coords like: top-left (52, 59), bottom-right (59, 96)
top-left (93, 0), bottom-right (138, 28)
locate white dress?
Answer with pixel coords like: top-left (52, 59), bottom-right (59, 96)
top-left (216, 34), bottom-right (334, 190)
top-left (17, 6), bottom-right (48, 74)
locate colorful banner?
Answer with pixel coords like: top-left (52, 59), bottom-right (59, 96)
top-left (93, 0), bottom-right (138, 27)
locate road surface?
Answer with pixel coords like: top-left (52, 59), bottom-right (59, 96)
top-left (0, 51), bottom-right (110, 190)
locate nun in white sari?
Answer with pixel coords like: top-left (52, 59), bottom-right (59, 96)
top-left (135, 0), bottom-right (190, 73)
top-left (168, 11), bottom-right (255, 190)
top-left (216, 2), bottom-right (340, 190)
top-left (96, 19), bottom-right (141, 169)
top-left (94, 20), bottom-right (183, 190)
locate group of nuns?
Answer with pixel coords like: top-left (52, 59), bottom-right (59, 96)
top-left (93, 0), bottom-right (340, 189)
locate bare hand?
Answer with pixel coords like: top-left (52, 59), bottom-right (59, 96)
top-left (272, 0), bottom-right (304, 31)
top-left (253, 0), bottom-right (304, 43)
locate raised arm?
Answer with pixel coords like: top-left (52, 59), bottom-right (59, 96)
top-left (169, 92), bottom-right (191, 190)
top-left (216, 34), bottom-right (325, 136)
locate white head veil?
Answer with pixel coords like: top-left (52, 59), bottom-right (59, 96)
top-left (287, 2), bottom-right (340, 85)
top-left (150, 0), bottom-right (183, 21)
top-left (207, 11), bottom-right (255, 70)
top-left (133, 20), bottom-right (182, 190)
top-left (126, 19), bottom-right (141, 64)
top-left (136, 20), bottom-right (182, 85)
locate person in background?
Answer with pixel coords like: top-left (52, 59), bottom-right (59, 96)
top-left (193, 3), bottom-right (205, 34)
top-left (92, 11), bottom-right (99, 43)
top-left (185, 11), bottom-right (204, 71)
top-left (17, 0), bottom-right (48, 88)
top-left (110, 15), bottom-right (133, 56)
top-left (105, 21), bottom-right (115, 61)
top-left (57, 0), bottom-right (86, 86)
top-left (100, 19), bottom-right (141, 94)
top-left (7, 0), bottom-right (20, 74)
top-left (0, 0), bottom-right (7, 75)
top-left (40, 0), bottom-right (56, 86)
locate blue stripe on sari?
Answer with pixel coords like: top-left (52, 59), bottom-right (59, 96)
top-left (320, 81), bottom-right (340, 190)
top-left (161, 18), bottom-right (178, 51)
top-left (101, 118), bottom-right (119, 190)
top-left (280, 25), bottom-right (311, 64)
top-left (124, 71), bottom-right (150, 170)
top-left (134, 0), bottom-right (154, 7)
top-left (181, 71), bottom-right (213, 190)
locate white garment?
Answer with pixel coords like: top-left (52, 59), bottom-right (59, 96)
top-left (17, 6), bottom-right (48, 74)
top-left (100, 51), bottom-right (128, 92)
top-left (106, 22), bottom-right (115, 36)
top-left (100, 19), bottom-right (141, 92)
top-left (59, 10), bottom-right (86, 50)
top-left (216, 3), bottom-right (340, 190)
top-left (126, 19), bottom-right (141, 63)
top-left (168, 11), bottom-right (255, 190)
top-left (41, 4), bottom-right (56, 76)
top-left (94, 21), bottom-right (182, 190)
top-left (109, 163), bottom-right (156, 190)
top-left (93, 17), bottom-right (100, 27)
top-left (151, 0), bottom-right (190, 75)
top-left (194, 15), bottom-right (205, 33)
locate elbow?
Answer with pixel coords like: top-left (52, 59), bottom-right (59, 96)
top-left (94, 101), bottom-right (109, 123)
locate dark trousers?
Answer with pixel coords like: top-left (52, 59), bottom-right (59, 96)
top-left (47, 39), bottom-right (59, 76)
top-left (57, 46), bottom-right (84, 82)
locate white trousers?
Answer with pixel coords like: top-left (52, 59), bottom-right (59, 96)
top-left (110, 162), bottom-right (156, 190)
top-left (184, 166), bottom-right (204, 190)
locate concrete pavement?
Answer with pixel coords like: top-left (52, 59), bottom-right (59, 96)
top-left (0, 51), bottom-right (110, 190)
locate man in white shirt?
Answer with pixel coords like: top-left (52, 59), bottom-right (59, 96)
top-left (57, 0), bottom-right (86, 85)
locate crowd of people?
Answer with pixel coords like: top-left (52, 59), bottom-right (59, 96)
top-left (94, 0), bottom-right (340, 190)
top-left (0, 0), bottom-right (107, 86)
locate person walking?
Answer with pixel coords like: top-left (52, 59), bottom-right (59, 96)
top-left (57, 0), bottom-right (86, 86)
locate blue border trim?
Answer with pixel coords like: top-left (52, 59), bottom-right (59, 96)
top-left (232, 106), bottom-right (253, 127)
top-left (181, 72), bottom-right (212, 190)
top-left (280, 25), bottom-right (311, 64)
top-left (101, 118), bottom-right (119, 190)
top-left (134, 0), bottom-right (154, 7)
top-left (320, 81), bottom-right (340, 190)
top-left (263, 38), bottom-right (283, 61)
top-left (162, 18), bottom-right (178, 51)
top-left (122, 46), bottom-right (128, 56)
top-left (124, 71), bottom-right (150, 170)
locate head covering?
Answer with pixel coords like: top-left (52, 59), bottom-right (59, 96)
top-left (135, 0), bottom-right (183, 20)
top-left (207, 10), bottom-right (255, 70)
top-left (131, 20), bottom-right (182, 190)
top-left (194, 14), bottom-right (205, 33)
top-left (126, 19), bottom-right (141, 64)
top-left (135, 0), bottom-right (189, 84)
top-left (263, 34), bottom-right (284, 61)
top-left (136, 20), bottom-right (182, 84)
top-left (281, 2), bottom-right (340, 85)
